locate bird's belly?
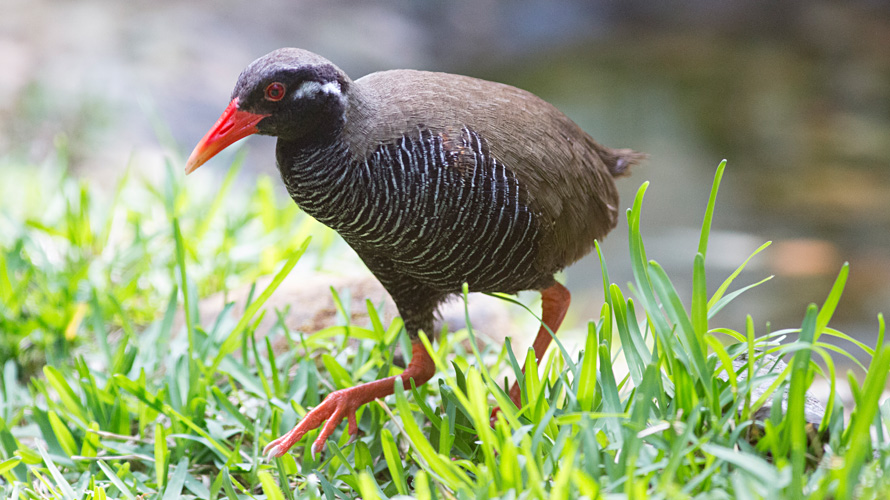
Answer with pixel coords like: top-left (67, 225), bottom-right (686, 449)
top-left (342, 198), bottom-right (546, 294)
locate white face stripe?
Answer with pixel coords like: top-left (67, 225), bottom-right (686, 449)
top-left (292, 80), bottom-right (342, 100)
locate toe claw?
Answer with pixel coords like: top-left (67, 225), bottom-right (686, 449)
top-left (265, 385), bottom-right (371, 460)
top-left (347, 411), bottom-right (358, 435)
top-left (263, 441), bottom-right (283, 459)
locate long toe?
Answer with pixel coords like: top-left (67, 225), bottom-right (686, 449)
top-left (312, 407), bottom-right (346, 453)
top-left (264, 387), bottom-right (362, 457)
top-left (264, 400), bottom-right (337, 457)
top-left (263, 350), bottom-right (434, 457)
top-left (264, 432), bottom-right (299, 459)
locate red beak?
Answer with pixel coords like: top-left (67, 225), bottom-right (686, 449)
top-left (185, 98), bottom-right (269, 174)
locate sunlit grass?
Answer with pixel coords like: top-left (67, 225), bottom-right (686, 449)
top-left (0, 155), bottom-right (887, 499)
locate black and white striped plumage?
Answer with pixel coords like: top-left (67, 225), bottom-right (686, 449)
top-left (280, 126), bottom-right (544, 335)
top-left (223, 48), bottom-right (643, 339)
top-left (186, 48), bottom-right (644, 457)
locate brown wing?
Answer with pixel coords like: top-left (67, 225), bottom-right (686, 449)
top-left (344, 69), bottom-right (643, 273)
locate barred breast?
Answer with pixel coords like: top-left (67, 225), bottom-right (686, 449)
top-left (279, 124), bottom-right (553, 294)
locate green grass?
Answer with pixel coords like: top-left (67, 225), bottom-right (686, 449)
top-left (1, 155), bottom-right (888, 499)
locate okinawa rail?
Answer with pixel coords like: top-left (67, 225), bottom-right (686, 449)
top-left (186, 48), bottom-right (643, 457)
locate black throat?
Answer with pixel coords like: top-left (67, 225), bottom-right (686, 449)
top-left (275, 135), bottom-right (356, 229)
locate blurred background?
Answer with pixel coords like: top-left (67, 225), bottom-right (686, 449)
top-left (2, 0), bottom-right (889, 370)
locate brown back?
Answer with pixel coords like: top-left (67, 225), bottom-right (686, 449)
top-left (342, 69), bottom-right (641, 273)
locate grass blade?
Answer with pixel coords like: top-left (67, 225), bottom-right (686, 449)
top-left (258, 471), bottom-right (286, 500)
top-left (154, 423), bottom-right (168, 489)
top-left (838, 346), bottom-right (890, 498)
top-left (97, 460), bottom-right (136, 500)
top-left (37, 445), bottom-right (76, 500)
top-left (814, 263), bottom-right (849, 342)
top-left (697, 159), bottom-right (726, 258)
top-left (211, 237), bottom-right (309, 373)
top-left (381, 428), bottom-right (408, 495)
top-left (577, 319), bottom-right (600, 412)
top-left (787, 304), bottom-right (817, 496)
top-left (161, 458), bottom-right (189, 500)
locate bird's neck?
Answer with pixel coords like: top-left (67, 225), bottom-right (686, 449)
top-left (275, 137), bottom-right (358, 228)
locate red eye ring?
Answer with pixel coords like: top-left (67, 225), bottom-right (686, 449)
top-left (264, 82), bottom-right (286, 101)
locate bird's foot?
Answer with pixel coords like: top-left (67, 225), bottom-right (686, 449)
top-left (263, 386), bottom-right (364, 458)
top-left (263, 343), bottom-right (434, 458)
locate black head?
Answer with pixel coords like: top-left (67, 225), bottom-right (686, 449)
top-left (233, 48), bottom-right (350, 141)
top-left (186, 48), bottom-right (351, 174)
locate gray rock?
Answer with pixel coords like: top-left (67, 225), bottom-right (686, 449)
top-left (728, 352), bottom-right (827, 426)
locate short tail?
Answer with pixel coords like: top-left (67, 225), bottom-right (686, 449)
top-left (602, 148), bottom-right (647, 177)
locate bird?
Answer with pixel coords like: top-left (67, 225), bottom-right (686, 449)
top-left (185, 48), bottom-right (643, 458)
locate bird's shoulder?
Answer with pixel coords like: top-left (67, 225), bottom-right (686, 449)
top-left (344, 69), bottom-right (606, 181)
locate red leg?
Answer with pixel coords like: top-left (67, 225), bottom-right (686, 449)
top-left (492, 283), bottom-right (571, 422)
top-left (264, 341), bottom-right (435, 457)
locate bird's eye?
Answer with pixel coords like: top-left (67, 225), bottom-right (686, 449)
top-left (264, 82), bottom-right (286, 101)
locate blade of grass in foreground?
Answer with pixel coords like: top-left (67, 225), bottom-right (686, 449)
top-left (36, 445), bottom-right (76, 500)
top-left (210, 237), bottom-right (310, 374)
top-left (381, 428), bottom-right (408, 495)
top-left (154, 423), bottom-right (168, 489)
top-left (161, 458), bottom-right (189, 500)
top-left (97, 460), bottom-right (137, 500)
top-left (691, 253), bottom-right (708, 351)
top-left (257, 471), bottom-right (285, 500)
top-left (787, 304), bottom-right (817, 497)
top-left (697, 159), bottom-right (726, 258)
top-left (836, 345), bottom-right (890, 499)
top-left (576, 318), bottom-right (600, 412)
top-left (702, 443), bottom-right (781, 486)
top-left (815, 263), bottom-right (849, 343)
top-left (648, 262), bottom-right (711, 400)
top-left (172, 217), bottom-right (200, 404)
top-left (393, 378), bottom-right (470, 490)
